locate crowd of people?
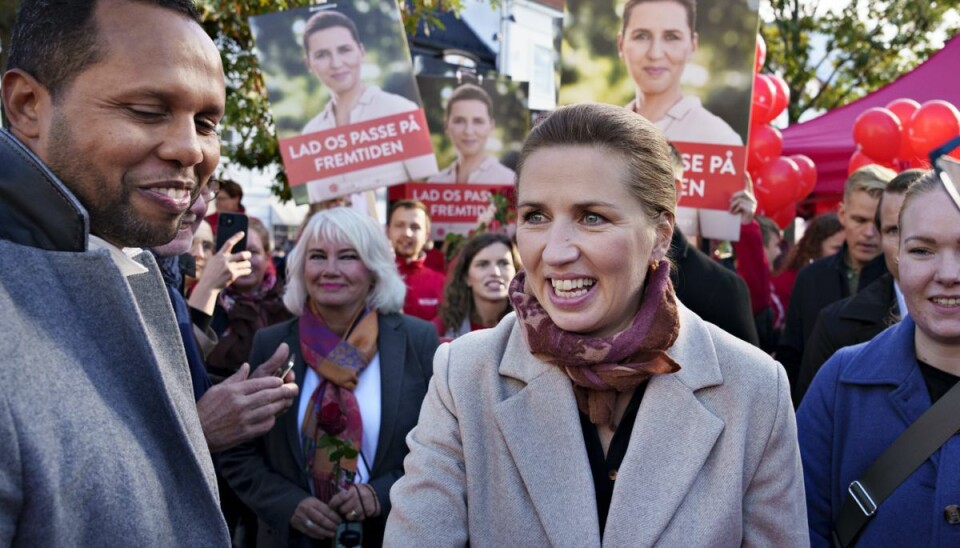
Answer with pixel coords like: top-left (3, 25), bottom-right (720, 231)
top-left (2, 0), bottom-right (959, 547)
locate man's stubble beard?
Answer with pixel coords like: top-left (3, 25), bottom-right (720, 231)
top-left (47, 113), bottom-right (182, 248)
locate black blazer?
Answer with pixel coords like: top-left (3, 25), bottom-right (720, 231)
top-left (776, 244), bottom-right (887, 392)
top-left (220, 313), bottom-right (439, 548)
top-left (794, 273), bottom-right (898, 404)
top-left (669, 229), bottom-right (760, 347)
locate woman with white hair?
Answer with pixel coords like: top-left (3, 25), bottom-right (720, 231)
top-left (221, 207), bottom-right (439, 548)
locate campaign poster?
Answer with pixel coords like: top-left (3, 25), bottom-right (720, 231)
top-left (249, 3), bottom-right (438, 205)
top-left (559, 0), bottom-right (759, 239)
top-left (417, 75), bottom-right (529, 186)
top-left (403, 183), bottom-right (513, 240)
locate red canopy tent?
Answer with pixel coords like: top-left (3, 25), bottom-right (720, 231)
top-left (782, 34), bottom-right (960, 199)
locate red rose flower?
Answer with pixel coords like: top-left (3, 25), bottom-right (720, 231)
top-left (317, 402), bottom-right (347, 436)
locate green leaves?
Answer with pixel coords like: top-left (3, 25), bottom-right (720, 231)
top-left (762, 0), bottom-right (959, 124)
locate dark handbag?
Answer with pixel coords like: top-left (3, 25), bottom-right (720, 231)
top-left (832, 379), bottom-right (960, 547)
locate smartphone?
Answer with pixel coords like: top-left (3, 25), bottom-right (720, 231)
top-left (215, 212), bottom-right (248, 253)
top-left (276, 356), bottom-right (295, 379)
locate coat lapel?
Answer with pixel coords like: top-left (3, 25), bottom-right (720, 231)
top-left (373, 313), bottom-right (405, 474)
top-left (604, 306), bottom-right (724, 546)
top-left (493, 325), bottom-right (602, 548)
top-left (283, 321), bottom-right (308, 475)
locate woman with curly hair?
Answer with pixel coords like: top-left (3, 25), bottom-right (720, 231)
top-left (773, 212), bottom-right (844, 313)
top-left (433, 232), bottom-right (521, 341)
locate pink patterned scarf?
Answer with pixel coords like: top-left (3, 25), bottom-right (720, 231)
top-left (299, 302), bottom-right (378, 502)
top-left (508, 263), bottom-right (681, 427)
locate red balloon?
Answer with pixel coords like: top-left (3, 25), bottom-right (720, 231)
top-left (755, 156), bottom-right (800, 213)
top-left (755, 34), bottom-right (767, 73)
top-left (790, 154), bottom-right (817, 200)
top-left (886, 98), bottom-right (920, 160)
top-left (770, 203), bottom-right (797, 230)
top-left (908, 100), bottom-right (960, 157)
top-left (853, 108), bottom-right (902, 162)
top-left (747, 124), bottom-right (784, 172)
top-left (767, 73), bottom-right (790, 121)
top-left (751, 75), bottom-right (778, 125)
top-left (848, 148), bottom-right (896, 175)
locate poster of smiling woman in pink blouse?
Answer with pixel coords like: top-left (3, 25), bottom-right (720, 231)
top-left (561, 0), bottom-right (760, 239)
top-left (250, 4), bottom-right (438, 205)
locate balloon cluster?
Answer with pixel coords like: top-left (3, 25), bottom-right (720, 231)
top-left (747, 34), bottom-right (815, 229)
top-left (850, 99), bottom-right (960, 174)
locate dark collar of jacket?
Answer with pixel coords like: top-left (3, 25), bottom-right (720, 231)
top-left (826, 241), bottom-right (889, 292)
top-left (838, 272), bottom-right (898, 326)
top-left (669, 227), bottom-right (692, 261)
top-left (0, 128), bottom-right (88, 251)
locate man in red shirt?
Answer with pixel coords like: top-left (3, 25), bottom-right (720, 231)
top-left (388, 200), bottom-right (445, 321)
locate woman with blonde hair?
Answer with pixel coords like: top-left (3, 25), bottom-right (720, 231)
top-left (221, 207), bottom-right (439, 547)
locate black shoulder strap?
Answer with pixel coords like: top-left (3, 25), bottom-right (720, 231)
top-left (833, 378), bottom-right (960, 547)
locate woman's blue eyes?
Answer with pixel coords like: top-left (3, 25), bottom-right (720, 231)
top-left (522, 211), bottom-right (546, 223)
top-left (521, 211), bottom-right (606, 225)
top-left (583, 213), bottom-right (604, 225)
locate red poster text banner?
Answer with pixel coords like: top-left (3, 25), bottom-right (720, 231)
top-left (672, 142), bottom-right (747, 210)
top-left (280, 109), bottom-right (434, 187)
top-left (404, 183), bottom-right (512, 239)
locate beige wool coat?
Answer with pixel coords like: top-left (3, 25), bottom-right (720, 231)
top-left (385, 305), bottom-right (808, 547)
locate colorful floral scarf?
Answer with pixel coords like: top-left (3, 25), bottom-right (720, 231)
top-left (299, 301), bottom-right (378, 502)
top-left (508, 263), bottom-right (681, 427)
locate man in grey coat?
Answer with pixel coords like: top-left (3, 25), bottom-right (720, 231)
top-left (0, 0), bottom-right (250, 545)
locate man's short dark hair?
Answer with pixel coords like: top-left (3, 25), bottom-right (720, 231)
top-left (388, 199), bottom-right (431, 228)
top-left (7, 0), bottom-right (201, 99)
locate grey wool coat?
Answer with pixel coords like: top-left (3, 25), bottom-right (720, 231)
top-left (0, 128), bottom-right (229, 546)
top-left (385, 305), bottom-right (808, 547)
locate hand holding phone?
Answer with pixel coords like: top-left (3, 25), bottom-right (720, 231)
top-left (216, 212), bottom-right (248, 253)
top-left (277, 356), bottom-right (295, 379)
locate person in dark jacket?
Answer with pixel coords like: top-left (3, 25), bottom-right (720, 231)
top-left (778, 165), bottom-right (895, 399)
top-left (794, 169), bottom-right (926, 404)
top-left (669, 228), bottom-right (760, 346)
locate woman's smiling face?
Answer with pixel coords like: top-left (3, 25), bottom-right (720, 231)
top-left (618, 1), bottom-right (697, 99)
top-left (898, 186), bottom-right (960, 347)
top-left (305, 26), bottom-right (365, 97)
top-left (516, 145), bottom-right (672, 337)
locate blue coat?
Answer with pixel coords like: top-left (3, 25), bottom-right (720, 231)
top-left (797, 316), bottom-right (960, 547)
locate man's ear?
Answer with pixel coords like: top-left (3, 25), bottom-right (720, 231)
top-left (1, 69), bottom-right (51, 142)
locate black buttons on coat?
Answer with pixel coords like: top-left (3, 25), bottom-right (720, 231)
top-left (944, 504), bottom-right (960, 525)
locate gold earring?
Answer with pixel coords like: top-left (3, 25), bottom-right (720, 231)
top-left (651, 259), bottom-right (660, 271)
